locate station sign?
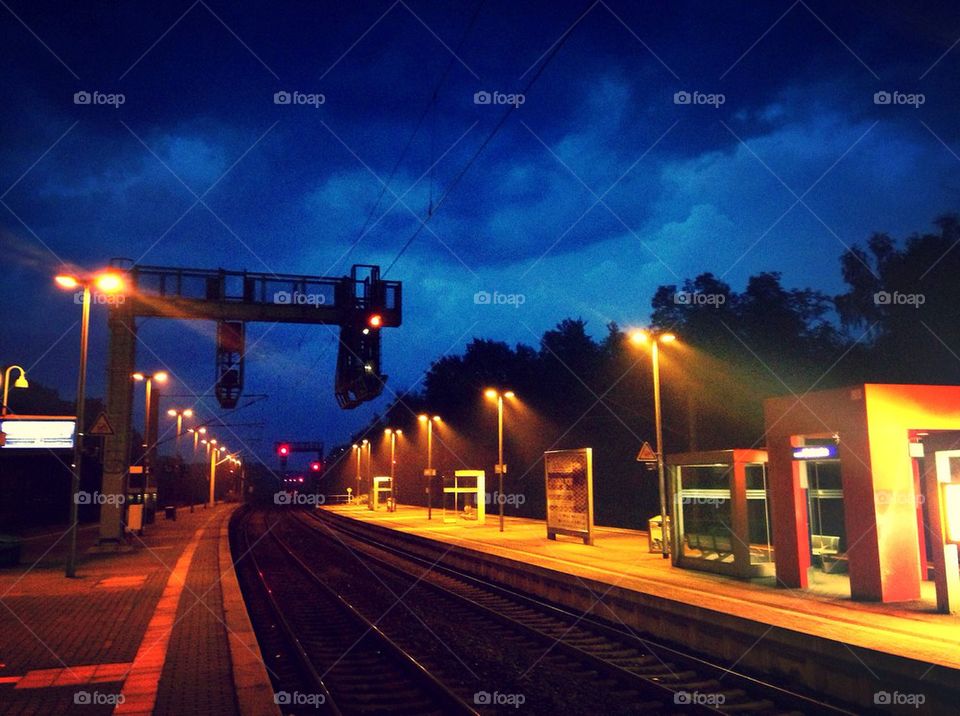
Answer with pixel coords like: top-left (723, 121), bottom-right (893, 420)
top-left (0, 416), bottom-right (76, 450)
top-left (544, 447), bottom-right (594, 545)
top-left (792, 444), bottom-right (838, 461)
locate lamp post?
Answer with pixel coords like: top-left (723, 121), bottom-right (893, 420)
top-left (418, 414), bottom-right (441, 520)
top-left (385, 428), bottom-right (402, 505)
top-left (55, 270), bottom-right (126, 578)
top-left (362, 439), bottom-right (372, 510)
top-left (1, 365), bottom-right (29, 416)
top-left (188, 427), bottom-right (206, 511)
top-left (630, 329), bottom-right (677, 558)
top-left (168, 407), bottom-right (193, 511)
top-left (485, 389), bottom-right (515, 532)
top-left (210, 444), bottom-right (229, 506)
top-left (132, 371), bottom-right (167, 507)
top-left (352, 443), bottom-right (361, 505)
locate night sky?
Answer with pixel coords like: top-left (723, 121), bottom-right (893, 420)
top-left (2, 1), bottom-right (959, 466)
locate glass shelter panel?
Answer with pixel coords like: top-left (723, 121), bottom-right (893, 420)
top-left (745, 463), bottom-right (774, 564)
top-left (677, 465), bottom-right (734, 563)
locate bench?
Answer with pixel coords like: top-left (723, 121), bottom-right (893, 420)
top-left (685, 532), bottom-right (735, 562)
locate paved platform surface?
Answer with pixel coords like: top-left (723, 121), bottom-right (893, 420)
top-left (325, 503), bottom-right (960, 673)
top-left (0, 503), bottom-right (275, 716)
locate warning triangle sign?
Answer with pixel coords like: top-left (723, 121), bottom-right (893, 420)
top-left (636, 441), bottom-right (657, 462)
top-left (89, 412), bottom-right (115, 436)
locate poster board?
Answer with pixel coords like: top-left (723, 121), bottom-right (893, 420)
top-left (544, 448), bottom-right (594, 545)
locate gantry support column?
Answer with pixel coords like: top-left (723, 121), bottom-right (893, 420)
top-left (99, 303), bottom-right (136, 544)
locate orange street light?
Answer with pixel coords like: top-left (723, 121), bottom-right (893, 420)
top-left (628, 328), bottom-right (678, 558)
top-left (484, 388), bottom-right (516, 532)
top-left (54, 268), bottom-right (127, 578)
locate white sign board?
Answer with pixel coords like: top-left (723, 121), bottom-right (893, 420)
top-left (0, 418), bottom-right (76, 449)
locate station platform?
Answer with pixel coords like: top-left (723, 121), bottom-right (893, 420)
top-left (322, 503), bottom-right (960, 712)
top-left (0, 504), bottom-right (277, 716)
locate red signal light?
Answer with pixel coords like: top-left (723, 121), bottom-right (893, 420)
top-left (310, 461), bottom-right (322, 472)
top-left (277, 444), bottom-right (290, 456)
top-left (367, 314), bottom-right (382, 328)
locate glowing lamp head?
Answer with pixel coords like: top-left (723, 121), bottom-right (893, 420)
top-left (660, 333), bottom-right (677, 343)
top-left (93, 272), bottom-right (124, 294)
top-left (167, 409), bottom-right (177, 417)
top-left (54, 275), bottom-right (80, 289)
top-left (367, 313), bottom-right (383, 328)
top-left (182, 409), bottom-right (193, 417)
top-left (352, 443), bottom-right (359, 449)
top-left (132, 372), bottom-right (145, 381)
top-left (14, 374), bottom-right (28, 389)
top-left (198, 427), bottom-right (206, 434)
top-left (418, 414), bottom-right (428, 423)
top-left (484, 388), bottom-right (497, 399)
top-left (154, 372), bottom-right (169, 383)
top-left (629, 330), bottom-right (649, 345)
top-left (504, 391), bottom-right (515, 399)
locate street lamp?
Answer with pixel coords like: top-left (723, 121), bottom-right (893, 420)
top-left (166, 408), bottom-right (194, 457)
top-left (352, 443), bottom-right (362, 505)
top-left (384, 428), bottom-right (402, 505)
top-left (55, 269), bottom-right (126, 578)
top-left (132, 371), bottom-right (168, 504)
top-left (629, 329), bottom-right (677, 559)
top-left (361, 439), bottom-right (372, 510)
top-left (418, 414), bottom-right (442, 520)
top-left (485, 388), bottom-right (515, 532)
top-left (1, 365), bottom-right (29, 416)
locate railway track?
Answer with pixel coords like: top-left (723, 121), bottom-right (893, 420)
top-left (297, 508), bottom-right (856, 716)
top-left (232, 509), bottom-right (476, 715)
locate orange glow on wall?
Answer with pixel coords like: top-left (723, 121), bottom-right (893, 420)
top-left (946, 484), bottom-right (960, 544)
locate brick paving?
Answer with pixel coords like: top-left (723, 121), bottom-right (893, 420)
top-left (0, 504), bottom-right (251, 716)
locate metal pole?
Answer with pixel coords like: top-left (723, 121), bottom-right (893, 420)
top-left (143, 378), bottom-right (152, 505)
top-left (427, 421), bottom-right (433, 520)
top-left (209, 448), bottom-right (216, 506)
top-left (66, 284), bottom-right (91, 578)
top-left (390, 433), bottom-right (396, 503)
top-left (652, 340), bottom-right (669, 559)
top-left (498, 395), bottom-right (504, 533)
top-left (355, 448), bottom-right (361, 504)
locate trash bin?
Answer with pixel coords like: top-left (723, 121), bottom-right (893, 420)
top-left (648, 515), bottom-right (671, 554)
top-left (0, 535), bottom-right (21, 566)
top-left (164, 506), bottom-right (177, 521)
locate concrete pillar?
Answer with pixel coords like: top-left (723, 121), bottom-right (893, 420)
top-left (99, 303), bottom-right (136, 544)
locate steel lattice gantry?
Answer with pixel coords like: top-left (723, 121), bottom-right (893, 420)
top-left (97, 263), bottom-right (401, 543)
